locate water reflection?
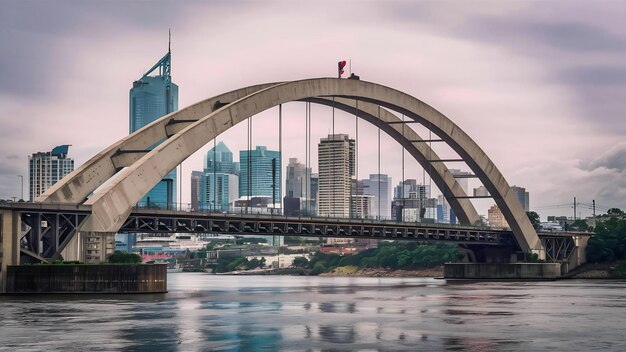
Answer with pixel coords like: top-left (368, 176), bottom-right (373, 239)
top-left (318, 325), bottom-right (356, 344)
top-left (1, 276), bottom-right (626, 351)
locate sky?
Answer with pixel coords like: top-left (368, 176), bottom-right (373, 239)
top-left (1, 0), bottom-right (625, 219)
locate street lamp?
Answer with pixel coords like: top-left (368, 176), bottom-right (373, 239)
top-left (17, 175), bottom-right (23, 201)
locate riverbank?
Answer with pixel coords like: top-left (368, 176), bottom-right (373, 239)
top-left (564, 261), bottom-right (626, 279)
top-left (320, 265), bottom-right (443, 278)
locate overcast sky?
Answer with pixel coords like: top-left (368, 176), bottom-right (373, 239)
top-left (1, 0), bottom-right (625, 219)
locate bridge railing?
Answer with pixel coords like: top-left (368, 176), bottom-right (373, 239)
top-left (130, 201), bottom-right (505, 232)
top-left (0, 200), bottom-right (510, 232)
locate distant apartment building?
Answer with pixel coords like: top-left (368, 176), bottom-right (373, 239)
top-left (351, 194), bottom-right (375, 219)
top-left (449, 168), bottom-right (471, 194)
top-left (488, 205), bottom-right (508, 228)
top-left (473, 185), bottom-right (490, 197)
top-left (29, 145), bottom-right (74, 201)
top-left (317, 134), bottom-right (355, 218)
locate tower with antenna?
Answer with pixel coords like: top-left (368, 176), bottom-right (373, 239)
top-left (129, 33), bottom-right (179, 208)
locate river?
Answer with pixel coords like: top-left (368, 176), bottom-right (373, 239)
top-left (1, 274), bottom-right (625, 351)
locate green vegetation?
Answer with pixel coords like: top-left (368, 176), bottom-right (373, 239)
top-left (214, 257), bottom-right (266, 273)
top-left (571, 219), bottom-right (591, 232)
top-left (300, 242), bottom-right (463, 274)
top-left (526, 211), bottom-right (541, 230)
top-left (586, 217), bottom-right (626, 263)
top-left (108, 251), bottom-right (142, 264)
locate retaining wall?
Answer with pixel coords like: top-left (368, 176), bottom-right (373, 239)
top-left (5, 264), bottom-right (167, 294)
top-left (444, 263), bottom-right (562, 280)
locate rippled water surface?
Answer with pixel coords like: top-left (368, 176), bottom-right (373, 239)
top-left (1, 274), bottom-right (626, 351)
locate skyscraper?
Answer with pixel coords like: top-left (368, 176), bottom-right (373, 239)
top-left (449, 168), bottom-right (471, 194)
top-left (239, 146), bottom-right (281, 202)
top-left (360, 174), bottom-right (392, 220)
top-left (190, 171), bottom-right (202, 211)
top-left (284, 158), bottom-right (312, 215)
top-left (318, 134), bottom-right (355, 218)
top-left (129, 48), bottom-right (178, 208)
top-left (29, 145), bottom-right (74, 201)
top-left (196, 142), bottom-right (238, 212)
top-left (511, 185), bottom-right (530, 212)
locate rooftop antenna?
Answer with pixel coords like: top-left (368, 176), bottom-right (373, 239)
top-left (168, 29), bottom-right (171, 53)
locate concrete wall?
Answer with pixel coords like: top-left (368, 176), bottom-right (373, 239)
top-left (5, 264), bottom-right (167, 294)
top-left (444, 263), bottom-right (562, 280)
top-left (0, 210), bottom-right (20, 293)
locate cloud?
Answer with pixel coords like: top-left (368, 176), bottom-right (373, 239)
top-left (580, 141), bottom-right (626, 172)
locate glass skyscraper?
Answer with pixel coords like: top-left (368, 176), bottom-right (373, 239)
top-left (28, 145), bottom-right (74, 201)
top-left (239, 146), bottom-right (281, 201)
top-left (129, 50), bottom-right (178, 208)
top-left (199, 142), bottom-right (239, 212)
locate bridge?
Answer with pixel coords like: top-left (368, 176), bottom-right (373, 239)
top-left (0, 77), bottom-right (590, 289)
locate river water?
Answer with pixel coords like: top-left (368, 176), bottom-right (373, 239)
top-left (1, 274), bottom-right (625, 351)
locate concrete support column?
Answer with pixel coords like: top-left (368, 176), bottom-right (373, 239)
top-left (1, 209), bottom-right (20, 293)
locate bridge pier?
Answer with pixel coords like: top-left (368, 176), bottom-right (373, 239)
top-left (1, 209), bottom-right (21, 293)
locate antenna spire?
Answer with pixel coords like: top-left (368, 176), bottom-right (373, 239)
top-left (168, 29), bottom-right (171, 53)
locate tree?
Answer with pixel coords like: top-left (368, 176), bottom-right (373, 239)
top-left (571, 219), bottom-right (590, 232)
top-left (586, 217), bottom-right (626, 262)
top-left (108, 251), bottom-right (142, 264)
top-left (608, 208), bottom-right (624, 215)
top-left (526, 211), bottom-right (541, 230)
top-left (311, 262), bottom-right (327, 275)
top-left (292, 256), bottom-right (309, 268)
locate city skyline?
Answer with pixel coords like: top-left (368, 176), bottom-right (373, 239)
top-left (1, 1), bottom-right (625, 219)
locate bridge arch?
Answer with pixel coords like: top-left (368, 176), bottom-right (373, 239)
top-left (40, 78), bottom-right (540, 253)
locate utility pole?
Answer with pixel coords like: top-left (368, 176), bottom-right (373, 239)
top-left (573, 196), bottom-right (577, 221)
top-left (592, 199), bottom-right (596, 218)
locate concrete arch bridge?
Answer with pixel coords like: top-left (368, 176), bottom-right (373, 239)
top-left (3, 78), bottom-right (582, 275)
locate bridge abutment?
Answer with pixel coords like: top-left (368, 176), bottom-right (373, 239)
top-left (1, 209), bottom-right (20, 293)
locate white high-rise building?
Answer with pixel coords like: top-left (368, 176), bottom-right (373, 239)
top-left (29, 145), bottom-right (74, 201)
top-left (318, 134), bottom-right (355, 218)
top-left (449, 168), bottom-right (471, 195)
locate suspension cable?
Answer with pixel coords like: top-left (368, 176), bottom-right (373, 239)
top-left (279, 104), bottom-right (282, 215)
top-left (213, 137), bottom-right (216, 212)
top-left (377, 105), bottom-right (381, 220)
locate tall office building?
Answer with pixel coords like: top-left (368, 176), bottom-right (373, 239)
top-left (197, 143), bottom-right (238, 211)
top-left (205, 141), bottom-right (235, 173)
top-left (511, 186), bottom-right (530, 212)
top-left (29, 145), bottom-right (74, 201)
top-left (239, 146), bottom-right (281, 202)
top-left (360, 174), bottom-right (392, 220)
top-left (391, 179), bottom-right (431, 222)
top-left (200, 173), bottom-right (239, 212)
top-left (129, 48), bottom-right (178, 208)
top-left (318, 134), bottom-right (355, 218)
top-left (310, 173), bottom-right (319, 216)
top-left (284, 158), bottom-right (312, 215)
top-left (190, 171), bottom-right (202, 211)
